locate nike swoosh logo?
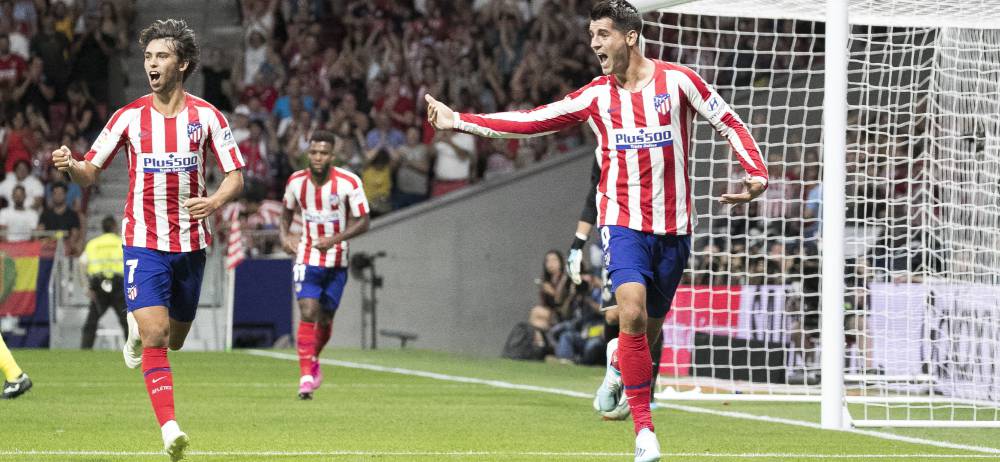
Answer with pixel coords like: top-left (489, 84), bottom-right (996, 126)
top-left (152, 377), bottom-right (166, 383)
top-left (3, 385), bottom-right (18, 393)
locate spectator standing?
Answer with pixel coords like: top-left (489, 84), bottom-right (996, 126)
top-left (430, 129), bottom-right (475, 197)
top-left (44, 164), bottom-right (82, 211)
top-left (70, 15), bottom-right (114, 104)
top-left (0, 160), bottom-right (44, 209)
top-left (66, 81), bottom-right (100, 141)
top-left (0, 185), bottom-right (38, 241)
top-left (201, 47), bottom-right (234, 112)
top-left (38, 182), bottom-right (82, 255)
top-left (2, 111), bottom-right (36, 172)
top-left (365, 111), bottom-right (405, 151)
top-left (15, 58), bottom-right (55, 119)
top-left (273, 76), bottom-right (314, 121)
top-left (392, 126), bottom-right (430, 209)
top-left (30, 15), bottom-right (71, 97)
top-left (362, 147), bottom-right (392, 217)
top-left (0, 33), bottom-right (27, 99)
top-left (78, 215), bottom-right (127, 349)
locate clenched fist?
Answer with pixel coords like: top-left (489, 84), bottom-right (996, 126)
top-left (52, 145), bottom-right (74, 172)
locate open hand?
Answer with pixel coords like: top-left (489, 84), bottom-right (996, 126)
top-left (720, 178), bottom-right (766, 204)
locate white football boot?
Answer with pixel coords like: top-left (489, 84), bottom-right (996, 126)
top-left (593, 338), bottom-right (623, 412)
top-left (123, 311), bottom-right (142, 369)
top-left (601, 391), bottom-right (631, 421)
top-left (634, 428), bottom-right (661, 462)
top-left (161, 420), bottom-right (189, 462)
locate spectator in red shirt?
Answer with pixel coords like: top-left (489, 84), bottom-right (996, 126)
top-left (238, 120), bottom-right (274, 187)
top-left (373, 74), bottom-right (414, 130)
top-left (241, 72), bottom-right (278, 112)
top-left (2, 111), bottom-right (35, 173)
top-left (0, 33), bottom-right (27, 99)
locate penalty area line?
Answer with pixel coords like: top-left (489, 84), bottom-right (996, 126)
top-left (246, 349), bottom-right (1000, 456)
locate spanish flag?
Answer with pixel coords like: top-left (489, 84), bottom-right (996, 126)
top-left (0, 241), bottom-right (43, 317)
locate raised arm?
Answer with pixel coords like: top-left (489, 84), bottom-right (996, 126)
top-left (675, 65), bottom-right (768, 203)
top-left (424, 82), bottom-right (596, 139)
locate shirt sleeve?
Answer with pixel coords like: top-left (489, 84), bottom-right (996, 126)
top-left (205, 108), bottom-right (246, 173)
top-left (348, 182), bottom-right (369, 218)
top-left (454, 82), bottom-right (597, 139)
top-left (85, 107), bottom-right (131, 169)
top-left (675, 66), bottom-right (768, 187)
top-left (282, 177), bottom-right (298, 209)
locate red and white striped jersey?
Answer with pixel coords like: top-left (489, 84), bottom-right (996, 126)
top-left (283, 167), bottom-right (369, 268)
top-left (85, 94), bottom-right (246, 251)
top-left (455, 60), bottom-right (768, 235)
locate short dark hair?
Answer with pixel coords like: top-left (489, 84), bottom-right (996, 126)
top-left (590, 0), bottom-right (643, 36)
top-left (12, 185), bottom-right (25, 194)
top-left (138, 19), bottom-right (200, 81)
top-left (310, 130), bottom-right (338, 146)
top-left (51, 182), bottom-right (68, 194)
top-left (101, 215), bottom-right (117, 233)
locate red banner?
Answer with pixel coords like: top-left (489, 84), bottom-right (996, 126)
top-left (661, 285), bottom-right (741, 376)
top-left (0, 241), bottom-right (44, 317)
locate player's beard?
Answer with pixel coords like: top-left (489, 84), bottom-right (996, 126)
top-left (309, 164), bottom-right (330, 181)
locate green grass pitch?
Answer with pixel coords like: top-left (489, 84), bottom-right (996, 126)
top-left (1, 349), bottom-right (998, 461)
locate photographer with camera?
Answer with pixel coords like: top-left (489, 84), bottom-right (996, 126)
top-left (550, 274), bottom-right (607, 366)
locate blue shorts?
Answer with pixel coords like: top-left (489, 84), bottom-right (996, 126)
top-left (294, 264), bottom-right (349, 312)
top-left (122, 246), bottom-right (207, 322)
top-left (600, 225), bottom-right (691, 318)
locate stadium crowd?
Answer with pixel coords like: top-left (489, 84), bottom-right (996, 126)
top-left (199, 0), bottom-right (600, 221)
top-left (0, 0), bottom-right (135, 250)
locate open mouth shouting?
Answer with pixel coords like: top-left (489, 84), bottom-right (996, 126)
top-left (149, 71), bottom-right (162, 84)
top-left (596, 52), bottom-right (609, 67)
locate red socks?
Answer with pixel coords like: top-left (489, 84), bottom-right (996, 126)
top-left (142, 348), bottom-right (175, 426)
top-left (297, 321), bottom-right (316, 377)
top-left (619, 331), bottom-right (654, 434)
top-left (314, 322), bottom-right (332, 358)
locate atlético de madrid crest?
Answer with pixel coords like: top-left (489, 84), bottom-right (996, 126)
top-left (653, 93), bottom-right (670, 115)
top-left (187, 122), bottom-right (203, 144)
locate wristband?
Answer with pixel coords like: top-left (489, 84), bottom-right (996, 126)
top-left (571, 232), bottom-right (587, 250)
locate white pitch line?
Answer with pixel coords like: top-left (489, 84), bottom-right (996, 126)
top-left (246, 349), bottom-right (1000, 456)
top-left (3, 450), bottom-right (1000, 459)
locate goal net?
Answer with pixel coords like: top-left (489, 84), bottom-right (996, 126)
top-left (636, 0), bottom-right (1000, 427)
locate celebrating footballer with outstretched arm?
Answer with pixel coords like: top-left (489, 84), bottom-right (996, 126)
top-left (280, 130), bottom-right (370, 401)
top-left (425, 2), bottom-right (767, 460)
top-left (52, 19), bottom-right (245, 461)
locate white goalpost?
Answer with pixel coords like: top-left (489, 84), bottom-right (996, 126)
top-left (634, 0), bottom-right (1000, 428)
